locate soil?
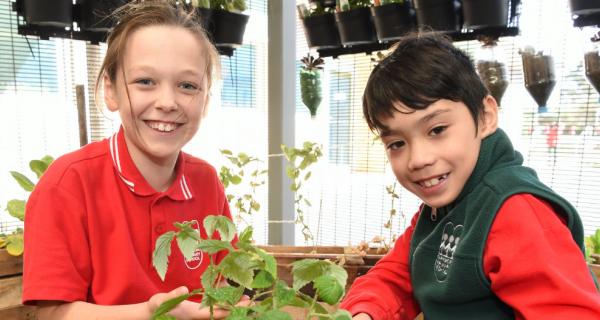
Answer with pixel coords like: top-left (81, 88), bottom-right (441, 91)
top-left (584, 51), bottom-right (600, 94)
top-left (477, 60), bottom-right (509, 106)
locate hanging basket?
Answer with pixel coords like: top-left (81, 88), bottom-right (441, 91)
top-left (211, 10), bottom-right (249, 47)
top-left (462, 0), bottom-right (509, 30)
top-left (584, 50), bottom-right (600, 94)
top-left (23, 0), bottom-right (72, 28)
top-left (302, 13), bottom-right (341, 50)
top-left (521, 52), bottom-right (556, 112)
top-left (370, 3), bottom-right (414, 42)
top-left (335, 7), bottom-right (377, 46)
top-left (413, 0), bottom-right (460, 32)
top-left (78, 0), bottom-right (126, 32)
top-left (569, 0), bottom-right (600, 16)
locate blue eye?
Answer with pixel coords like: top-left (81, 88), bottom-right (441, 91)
top-left (180, 82), bottom-right (198, 91)
top-left (430, 126), bottom-right (447, 136)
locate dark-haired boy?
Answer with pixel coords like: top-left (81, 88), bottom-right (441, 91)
top-left (340, 34), bottom-right (600, 320)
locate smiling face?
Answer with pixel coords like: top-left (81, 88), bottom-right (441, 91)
top-left (104, 25), bottom-right (209, 166)
top-left (379, 98), bottom-right (498, 208)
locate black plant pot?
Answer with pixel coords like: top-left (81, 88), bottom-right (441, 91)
top-left (335, 7), bottom-right (377, 46)
top-left (211, 10), bottom-right (249, 47)
top-left (462, 0), bottom-right (509, 30)
top-left (570, 0), bottom-right (600, 16)
top-left (521, 52), bottom-right (556, 111)
top-left (79, 0), bottom-right (126, 32)
top-left (413, 0), bottom-right (460, 32)
top-left (302, 13), bottom-right (341, 50)
top-left (371, 3), bottom-right (414, 42)
top-left (24, 0), bottom-right (72, 28)
top-left (584, 50), bottom-right (600, 94)
top-left (196, 8), bottom-right (215, 37)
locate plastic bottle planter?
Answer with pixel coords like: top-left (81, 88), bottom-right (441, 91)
top-left (24, 0), bottom-right (72, 28)
top-left (78, 0), bottom-right (127, 32)
top-left (521, 52), bottom-right (556, 113)
top-left (370, 2), bottom-right (414, 42)
top-left (462, 0), bottom-right (509, 30)
top-left (413, 0), bottom-right (460, 33)
top-left (300, 68), bottom-right (323, 118)
top-left (335, 7), bottom-right (377, 46)
top-left (569, 0), bottom-right (600, 16)
top-left (211, 10), bottom-right (249, 47)
top-left (477, 59), bottom-right (508, 107)
top-left (302, 13), bottom-right (342, 50)
top-left (584, 49), bottom-right (600, 94)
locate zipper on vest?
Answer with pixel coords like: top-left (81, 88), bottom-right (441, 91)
top-left (431, 208), bottom-right (437, 221)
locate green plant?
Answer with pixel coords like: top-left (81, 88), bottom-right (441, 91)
top-left (281, 142), bottom-right (323, 244)
top-left (0, 155), bottom-right (53, 256)
top-left (192, 0), bottom-right (247, 12)
top-left (378, 0), bottom-right (404, 5)
top-left (339, 0), bottom-right (371, 11)
top-left (585, 229), bottom-right (600, 264)
top-left (300, 54), bottom-right (324, 118)
top-left (219, 149), bottom-right (267, 226)
top-left (151, 215), bottom-right (352, 320)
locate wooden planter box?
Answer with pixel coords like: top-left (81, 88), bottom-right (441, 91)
top-left (0, 250), bottom-right (36, 320)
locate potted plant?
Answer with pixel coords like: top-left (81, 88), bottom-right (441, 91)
top-left (151, 216), bottom-right (353, 319)
top-left (192, 0), bottom-right (249, 47)
top-left (334, 0), bottom-right (377, 46)
top-left (412, 0), bottom-right (461, 33)
top-left (299, 54), bottom-right (324, 118)
top-left (77, 0), bottom-right (126, 32)
top-left (0, 155), bottom-right (53, 319)
top-left (23, 0), bottom-right (72, 27)
top-left (297, 1), bottom-right (341, 50)
top-left (370, 0), bottom-right (414, 42)
top-left (520, 46), bottom-right (556, 113)
top-left (462, 0), bottom-right (510, 30)
top-left (584, 229), bottom-right (600, 280)
top-left (475, 36), bottom-right (509, 107)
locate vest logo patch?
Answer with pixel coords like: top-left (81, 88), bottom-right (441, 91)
top-left (434, 222), bottom-right (463, 281)
top-left (184, 220), bottom-right (204, 270)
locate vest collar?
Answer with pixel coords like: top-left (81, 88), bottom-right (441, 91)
top-left (108, 127), bottom-right (194, 201)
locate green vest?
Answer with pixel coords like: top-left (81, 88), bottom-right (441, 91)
top-left (408, 129), bottom-right (586, 319)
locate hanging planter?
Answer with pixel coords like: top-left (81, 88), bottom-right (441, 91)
top-left (520, 47), bottom-right (556, 113)
top-left (78, 0), bottom-right (126, 32)
top-left (475, 37), bottom-right (509, 106)
top-left (462, 0), bottom-right (509, 30)
top-left (302, 13), bottom-right (341, 49)
top-left (23, 0), bottom-right (72, 28)
top-left (371, 1), bottom-right (414, 42)
top-left (211, 10), bottom-right (249, 47)
top-left (335, 7), bottom-right (377, 46)
top-left (584, 33), bottom-right (600, 94)
top-left (299, 54), bottom-right (324, 118)
top-left (569, 0), bottom-right (600, 16)
top-left (413, 0), bottom-right (460, 32)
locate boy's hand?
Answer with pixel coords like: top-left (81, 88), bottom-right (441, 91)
top-left (353, 313), bottom-right (373, 320)
top-left (148, 286), bottom-right (251, 320)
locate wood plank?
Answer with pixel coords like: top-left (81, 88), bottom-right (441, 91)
top-left (0, 249), bottom-right (23, 277)
top-left (0, 305), bottom-right (37, 320)
top-left (0, 275), bottom-right (23, 309)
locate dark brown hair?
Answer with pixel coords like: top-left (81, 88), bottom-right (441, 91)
top-left (363, 33), bottom-right (488, 133)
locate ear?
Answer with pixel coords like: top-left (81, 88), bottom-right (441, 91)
top-left (478, 95), bottom-right (498, 138)
top-left (103, 73), bottom-right (119, 112)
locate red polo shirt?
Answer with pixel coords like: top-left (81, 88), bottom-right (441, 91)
top-left (23, 127), bottom-right (231, 305)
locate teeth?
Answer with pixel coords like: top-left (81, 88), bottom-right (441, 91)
top-left (420, 174), bottom-right (447, 188)
top-left (147, 121), bottom-right (178, 132)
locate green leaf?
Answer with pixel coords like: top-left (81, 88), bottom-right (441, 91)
top-left (205, 286), bottom-right (244, 306)
top-left (221, 149), bottom-right (233, 156)
top-left (152, 231), bottom-right (176, 281)
top-left (238, 226), bottom-right (253, 243)
top-left (198, 239), bottom-right (234, 254)
top-left (290, 259), bottom-right (330, 290)
top-left (274, 280), bottom-right (295, 307)
top-left (201, 264), bottom-right (219, 290)
top-left (251, 270), bottom-right (274, 289)
top-left (41, 155), bottom-right (54, 166)
top-left (155, 315), bottom-right (177, 320)
top-left (6, 199), bottom-right (25, 221)
top-left (29, 159), bottom-right (49, 179)
top-left (10, 171), bottom-right (34, 192)
top-left (260, 310), bottom-right (293, 320)
top-left (255, 248), bottom-right (277, 279)
top-left (6, 234), bottom-right (23, 256)
top-left (331, 310), bottom-right (353, 320)
top-left (219, 251), bottom-right (260, 288)
top-left (204, 215), bottom-right (236, 242)
top-left (151, 292), bottom-right (192, 319)
top-left (226, 307), bottom-right (251, 320)
top-left (176, 232), bottom-right (198, 261)
top-left (314, 275), bottom-right (344, 305)
top-left (325, 264), bottom-right (348, 290)
top-left (231, 175), bottom-right (242, 185)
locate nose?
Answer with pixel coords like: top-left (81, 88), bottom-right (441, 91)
top-left (407, 141), bottom-right (435, 171)
top-left (156, 85), bottom-right (178, 112)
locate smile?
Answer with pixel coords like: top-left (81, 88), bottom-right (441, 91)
top-left (418, 174), bottom-right (448, 188)
top-left (145, 120), bottom-right (180, 133)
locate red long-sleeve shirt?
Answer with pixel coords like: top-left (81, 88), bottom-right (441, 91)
top-left (340, 194), bottom-right (600, 319)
